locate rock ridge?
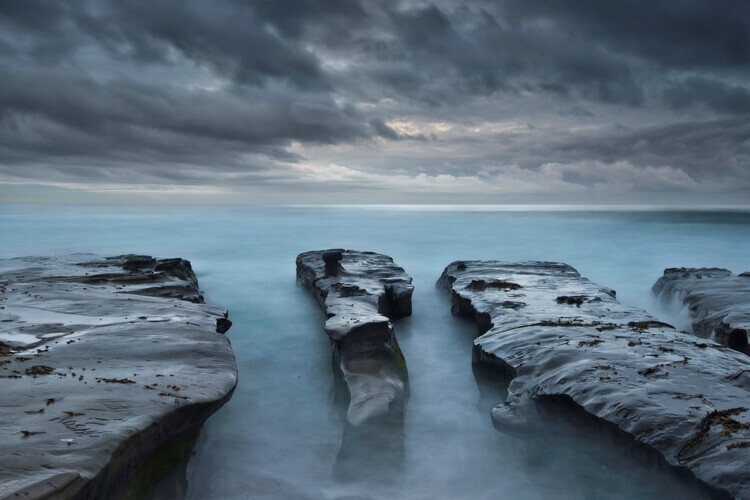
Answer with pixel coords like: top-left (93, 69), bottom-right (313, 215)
top-left (439, 260), bottom-right (750, 499)
top-left (296, 249), bottom-right (412, 480)
top-left (296, 249), bottom-right (412, 426)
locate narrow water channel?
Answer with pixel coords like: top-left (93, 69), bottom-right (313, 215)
top-left (390, 267), bottom-right (707, 500)
top-left (180, 261), bottom-right (707, 499)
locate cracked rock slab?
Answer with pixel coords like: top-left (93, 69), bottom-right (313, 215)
top-left (0, 254), bottom-right (237, 499)
top-left (653, 268), bottom-right (750, 355)
top-left (297, 250), bottom-right (413, 481)
top-left (296, 249), bottom-right (412, 427)
top-left (438, 260), bottom-right (750, 500)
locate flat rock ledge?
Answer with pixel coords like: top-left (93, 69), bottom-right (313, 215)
top-left (438, 261), bottom-right (750, 500)
top-left (0, 254), bottom-right (237, 500)
top-left (653, 268), bottom-right (750, 355)
top-left (296, 249), bottom-right (412, 427)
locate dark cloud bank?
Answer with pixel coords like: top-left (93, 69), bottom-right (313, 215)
top-left (0, 0), bottom-right (748, 203)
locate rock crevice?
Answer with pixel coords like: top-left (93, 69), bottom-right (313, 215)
top-left (653, 267), bottom-right (750, 355)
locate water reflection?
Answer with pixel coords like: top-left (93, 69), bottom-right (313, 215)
top-left (471, 354), bottom-right (510, 416)
top-left (331, 334), bottom-right (408, 485)
top-left (488, 397), bottom-right (712, 500)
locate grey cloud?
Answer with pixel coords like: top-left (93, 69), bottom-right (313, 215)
top-left (329, 3), bottom-right (646, 110)
top-left (0, 1), bottom-right (376, 184)
top-left (552, 118), bottom-right (750, 181)
top-left (310, 113), bottom-right (750, 195)
top-left (340, 1), bottom-right (747, 109)
top-left (500, 0), bottom-right (750, 69)
top-left (100, 2), bottom-right (327, 89)
top-left (0, 0), bottom-right (748, 201)
top-left (0, 1), bottom-right (329, 89)
top-left (663, 77), bottom-right (750, 115)
top-left (0, 66), bottom-right (367, 157)
top-left (250, 0), bottom-right (369, 39)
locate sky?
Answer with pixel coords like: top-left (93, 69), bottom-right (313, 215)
top-left (1, 0), bottom-right (749, 204)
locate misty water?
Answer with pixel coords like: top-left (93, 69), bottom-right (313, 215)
top-left (2, 205), bottom-right (750, 499)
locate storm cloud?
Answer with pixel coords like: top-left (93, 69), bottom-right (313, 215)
top-left (0, 0), bottom-right (748, 203)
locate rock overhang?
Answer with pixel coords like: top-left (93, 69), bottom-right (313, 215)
top-left (0, 254), bottom-right (237, 499)
top-left (439, 259), bottom-right (750, 500)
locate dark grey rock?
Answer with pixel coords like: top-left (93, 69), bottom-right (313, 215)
top-left (0, 254), bottom-right (237, 499)
top-left (215, 317), bottom-right (233, 334)
top-left (296, 249), bottom-right (412, 426)
top-left (653, 268), bottom-right (750, 355)
top-left (296, 250), bottom-right (412, 479)
top-left (438, 260), bottom-right (750, 500)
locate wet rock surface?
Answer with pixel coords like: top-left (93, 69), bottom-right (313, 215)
top-left (438, 261), bottom-right (750, 500)
top-left (653, 268), bottom-right (750, 355)
top-left (0, 254), bottom-right (237, 499)
top-left (296, 249), bottom-right (412, 478)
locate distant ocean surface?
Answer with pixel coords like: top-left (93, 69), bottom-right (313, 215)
top-left (2, 204), bottom-right (749, 499)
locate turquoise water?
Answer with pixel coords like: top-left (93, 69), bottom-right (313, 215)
top-left (2, 205), bottom-right (749, 499)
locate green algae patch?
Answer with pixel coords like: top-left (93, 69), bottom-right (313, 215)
top-left (124, 427), bottom-right (200, 500)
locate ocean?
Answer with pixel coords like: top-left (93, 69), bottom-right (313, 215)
top-left (2, 204), bottom-right (749, 499)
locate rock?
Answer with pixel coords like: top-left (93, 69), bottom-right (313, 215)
top-left (653, 268), bottom-right (750, 355)
top-left (0, 254), bottom-right (237, 499)
top-left (215, 317), bottom-right (233, 334)
top-left (438, 261), bottom-right (750, 500)
top-left (322, 249), bottom-right (344, 277)
top-left (296, 249), bottom-right (412, 479)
